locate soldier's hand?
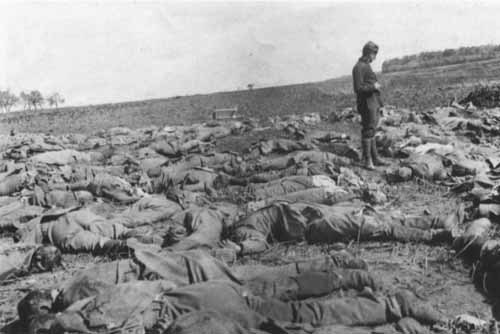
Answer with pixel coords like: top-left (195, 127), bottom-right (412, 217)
top-left (374, 82), bottom-right (381, 90)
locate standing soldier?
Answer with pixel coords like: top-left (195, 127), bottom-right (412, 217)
top-left (352, 41), bottom-right (388, 170)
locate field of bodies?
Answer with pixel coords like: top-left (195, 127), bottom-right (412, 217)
top-left (1, 100), bottom-right (499, 334)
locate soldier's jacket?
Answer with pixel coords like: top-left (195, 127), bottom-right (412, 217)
top-left (67, 169), bottom-right (139, 204)
top-left (109, 195), bottom-right (183, 228)
top-left (167, 206), bottom-right (226, 251)
top-left (352, 57), bottom-right (383, 114)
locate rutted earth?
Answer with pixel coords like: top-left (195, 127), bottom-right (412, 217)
top-left (0, 103), bottom-right (499, 333)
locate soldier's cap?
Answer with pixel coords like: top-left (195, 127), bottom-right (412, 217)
top-left (362, 41), bottom-right (379, 55)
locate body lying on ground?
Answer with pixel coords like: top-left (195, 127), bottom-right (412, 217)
top-left (65, 169), bottom-right (141, 204)
top-left (228, 201), bottom-right (463, 255)
top-left (257, 150), bottom-right (351, 172)
top-left (55, 248), bottom-right (375, 310)
top-left (154, 166), bottom-right (221, 193)
top-left (247, 175), bottom-right (339, 201)
top-left (14, 207), bottom-right (158, 254)
top-left (22, 279), bottom-right (442, 334)
top-left (246, 187), bottom-right (355, 212)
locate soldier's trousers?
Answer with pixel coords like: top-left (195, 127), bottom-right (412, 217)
top-left (359, 106), bottom-right (380, 139)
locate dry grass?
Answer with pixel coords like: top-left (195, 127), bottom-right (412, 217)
top-left (0, 57), bottom-right (498, 135)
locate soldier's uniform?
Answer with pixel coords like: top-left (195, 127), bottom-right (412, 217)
top-left (352, 41), bottom-right (387, 169)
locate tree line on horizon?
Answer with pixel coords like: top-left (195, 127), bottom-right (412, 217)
top-left (382, 44), bottom-right (500, 73)
top-left (0, 90), bottom-right (65, 113)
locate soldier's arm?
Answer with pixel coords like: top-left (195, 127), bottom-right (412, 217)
top-left (353, 64), bottom-right (377, 94)
top-left (378, 95), bottom-right (384, 108)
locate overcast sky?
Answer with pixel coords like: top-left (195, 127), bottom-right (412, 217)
top-left (0, 1), bottom-right (499, 106)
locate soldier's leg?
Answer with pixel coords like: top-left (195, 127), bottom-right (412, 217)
top-left (247, 293), bottom-right (395, 327)
top-left (258, 156), bottom-right (293, 171)
top-left (89, 217), bottom-right (157, 245)
top-left (293, 270), bottom-right (378, 299)
top-left (152, 310), bottom-right (251, 334)
top-left (361, 215), bottom-right (452, 244)
top-left (399, 204), bottom-right (464, 230)
top-left (233, 253), bottom-right (367, 281)
top-left (112, 200), bottom-right (182, 228)
top-left (60, 230), bottom-right (110, 253)
top-left (305, 215), bottom-right (367, 244)
top-left (247, 290), bottom-right (441, 327)
top-left (252, 182), bottom-right (287, 201)
top-left (238, 263), bottom-right (377, 301)
top-left (370, 107), bottom-right (388, 166)
top-left (360, 106), bottom-right (377, 170)
top-left (383, 225), bottom-right (452, 244)
top-left (248, 171), bottom-right (282, 183)
top-left (101, 188), bottom-right (140, 204)
top-left (61, 227), bottom-right (131, 254)
top-left (243, 270), bottom-right (342, 301)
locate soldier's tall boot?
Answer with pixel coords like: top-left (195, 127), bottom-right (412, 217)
top-left (371, 138), bottom-right (389, 166)
top-left (361, 138), bottom-right (375, 170)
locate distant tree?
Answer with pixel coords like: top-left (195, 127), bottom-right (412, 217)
top-left (29, 90), bottom-right (44, 111)
top-left (21, 90), bottom-right (44, 111)
top-left (247, 84), bottom-right (254, 91)
top-left (46, 92), bottom-right (65, 109)
top-left (0, 90), bottom-right (19, 113)
top-left (19, 91), bottom-right (31, 111)
top-left (443, 49), bottom-right (455, 57)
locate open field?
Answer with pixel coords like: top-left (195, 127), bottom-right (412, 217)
top-left (2, 56), bottom-right (500, 135)
top-left (1, 57), bottom-right (500, 333)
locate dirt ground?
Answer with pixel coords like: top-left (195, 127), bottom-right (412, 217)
top-left (0, 117), bottom-right (494, 331)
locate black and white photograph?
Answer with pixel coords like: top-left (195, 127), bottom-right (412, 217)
top-left (0, 1), bottom-right (499, 333)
